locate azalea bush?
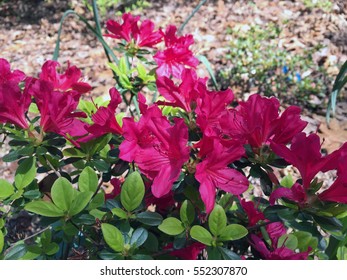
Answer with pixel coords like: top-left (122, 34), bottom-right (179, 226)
top-left (1, 11), bottom-right (347, 261)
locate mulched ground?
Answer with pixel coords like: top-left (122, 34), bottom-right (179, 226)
top-left (0, 0), bottom-right (347, 179)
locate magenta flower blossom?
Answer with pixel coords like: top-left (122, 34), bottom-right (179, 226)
top-left (119, 99), bottom-right (190, 198)
top-left (251, 234), bottom-right (310, 260)
top-left (195, 138), bottom-right (248, 213)
top-left (105, 13), bottom-right (162, 48)
top-left (0, 81), bottom-right (31, 129)
top-left (39, 60), bottom-right (92, 95)
top-left (271, 132), bottom-right (343, 189)
top-left (0, 58), bottom-right (25, 84)
top-left (154, 25), bottom-right (199, 78)
top-left (269, 182), bottom-right (307, 206)
top-left (26, 79), bottom-right (87, 140)
top-left (165, 242), bottom-right (205, 260)
top-left (240, 199), bottom-right (265, 226)
top-left (195, 87), bottom-right (234, 137)
top-left (156, 68), bottom-right (207, 112)
top-left (224, 94), bottom-right (307, 148)
top-left (78, 88), bottom-right (122, 143)
top-left (318, 152), bottom-right (347, 203)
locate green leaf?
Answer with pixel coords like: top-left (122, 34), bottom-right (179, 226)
top-left (218, 247), bottom-right (242, 260)
top-left (208, 205), bottom-right (227, 236)
top-left (0, 231), bottom-right (4, 253)
top-left (197, 55), bottom-right (218, 91)
top-left (51, 177), bottom-right (75, 212)
top-left (101, 223), bottom-right (124, 252)
top-left (280, 174), bottom-right (294, 188)
top-left (293, 231), bottom-right (318, 251)
top-left (79, 166), bottom-right (98, 192)
top-left (4, 244), bottom-right (27, 260)
top-left (0, 179), bottom-right (14, 200)
top-left (130, 228), bottom-right (148, 248)
top-left (337, 246), bottom-right (347, 260)
top-left (218, 224), bottom-right (248, 241)
top-left (23, 190), bottom-right (41, 200)
top-left (121, 171), bottom-right (145, 212)
top-left (136, 211), bottom-right (163, 226)
top-left (158, 217), bottom-right (185, 236)
top-left (99, 250), bottom-right (124, 260)
top-left (63, 148), bottom-right (86, 158)
top-left (207, 247), bottom-right (221, 260)
top-left (69, 191), bottom-right (94, 216)
top-left (132, 254), bottom-right (153, 260)
top-left (87, 192), bottom-right (104, 210)
top-left (25, 201), bottom-right (64, 217)
top-left (44, 243), bottom-right (59, 255)
top-left (180, 200), bottom-right (195, 226)
top-left (278, 234), bottom-right (298, 250)
top-left (112, 208), bottom-right (128, 219)
top-left (190, 225), bottom-right (213, 246)
top-left (15, 157), bottom-right (36, 189)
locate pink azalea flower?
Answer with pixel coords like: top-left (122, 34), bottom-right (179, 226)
top-left (0, 81), bottom-right (31, 129)
top-left (319, 152), bottom-right (347, 203)
top-left (39, 60), bottom-right (92, 95)
top-left (195, 138), bottom-right (248, 213)
top-left (26, 79), bottom-right (87, 140)
top-left (156, 69), bottom-right (207, 112)
top-left (265, 222), bottom-right (287, 246)
top-left (0, 58), bottom-right (25, 84)
top-left (240, 199), bottom-right (265, 226)
top-left (165, 242), bottom-right (205, 260)
top-left (269, 182), bottom-right (307, 207)
top-left (195, 88), bottom-right (234, 137)
top-left (78, 88), bottom-right (122, 143)
top-left (154, 25), bottom-right (199, 78)
top-left (224, 94), bottom-right (307, 148)
top-left (105, 13), bottom-right (162, 48)
top-left (251, 234), bottom-right (310, 260)
top-left (119, 99), bottom-right (190, 198)
top-left (271, 132), bottom-right (343, 189)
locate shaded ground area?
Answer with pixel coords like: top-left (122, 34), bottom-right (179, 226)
top-left (0, 0), bottom-right (347, 180)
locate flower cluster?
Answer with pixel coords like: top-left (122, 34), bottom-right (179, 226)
top-left (1, 12), bottom-right (347, 261)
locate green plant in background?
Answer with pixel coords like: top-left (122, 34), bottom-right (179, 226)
top-left (83, 0), bottom-right (150, 16)
top-left (302, 0), bottom-right (333, 12)
top-left (218, 23), bottom-right (333, 109)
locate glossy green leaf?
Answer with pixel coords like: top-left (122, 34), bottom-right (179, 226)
top-left (121, 171), bottom-right (145, 212)
top-left (15, 157), bottom-right (36, 189)
top-left (293, 231), bottom-right (318, 251)
top-left (218, 247), bottom-right (242, 260)
top-left (0, 179), bottom-right (14, 200)
top-left (190, 225), bottom-right (213, 246)
top-left (130, 228), bottom-right (148, 248)
top-left (69, 191), bottom-right (94, 216)
top-left (87, 192), bottom-right (104, 210)
top-left (79, 166), bottom-right (98, 192)
top-left (280, 174), bottom-right (294, 188)
top-left (51, 177), bottom-right (75, 211)
top-left (158, 217), bottom-right (185, 236)
top-left (101, 223), bottom-right (124, 252)
top-left (218, 224), bottom-right (248, 241)
top-left (112, 208), bottom-right (128, 219)
top-left (4, 244), bottom-right (27, 260)
top-left (25, 201), bottom-right (64, 217)
top-left (180, 200), bottom-right (195, 226)
top-left (136, 211), bottom-right (163, 226)
top-left (208, 205), bottom-right (227, 236)
top-left (278, 234), bottom-right (298, 250)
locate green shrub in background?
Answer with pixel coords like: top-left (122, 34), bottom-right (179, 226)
top-left (217, 23), bottom-right (333, 109)
top-left (83, 0), bottom-right (150, 16)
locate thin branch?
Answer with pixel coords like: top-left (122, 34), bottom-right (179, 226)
top-left (178, 0), bottom-right (208, 34)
